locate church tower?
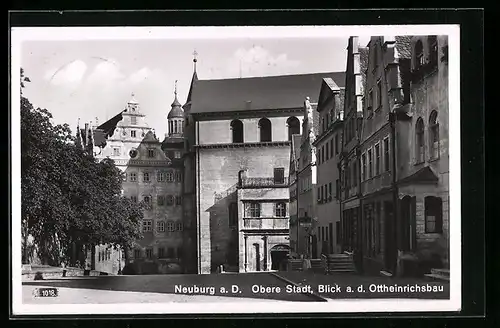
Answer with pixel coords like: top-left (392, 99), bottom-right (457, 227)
top-left (167, 80), bottom-right (185, 138)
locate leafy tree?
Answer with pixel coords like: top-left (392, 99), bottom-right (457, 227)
top-left (21, 69), bottom-right (143, 267)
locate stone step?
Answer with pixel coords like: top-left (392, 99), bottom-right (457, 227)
top-left (424, 273), bottom-right (450, 281)
top-left (431, 268), bottom-right (450, 277)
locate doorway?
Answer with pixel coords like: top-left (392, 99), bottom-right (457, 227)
top-left (270, 244), bottom-right (290, 270)
top-left (254, 243), bottom-right (261, 271)
top-left (384, 201), bottom-right (397, 273)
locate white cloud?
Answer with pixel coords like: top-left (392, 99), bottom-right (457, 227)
top-left (225, 46), bottom-right (301, 78)
top-left (128, 67), bottom-right (152, 84)
top-left (86, 58), bottom-right (125, 85)
top-left (46, 60), bottom-right (87, 86)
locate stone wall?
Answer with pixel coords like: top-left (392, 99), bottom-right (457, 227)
top-left (197, 144), bottom-right (291, 274)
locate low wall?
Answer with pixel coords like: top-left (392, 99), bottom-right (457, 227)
top-left (22, 267), bottom-right (107, 281)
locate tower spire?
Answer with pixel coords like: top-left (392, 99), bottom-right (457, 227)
top-left (174, 80), bottom-right (178, 97)
top-left (193, 50), bottom-right (198, 73)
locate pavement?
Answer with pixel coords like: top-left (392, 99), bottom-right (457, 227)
top-left (272, 271), bottom-right (450, 300)
top-left (22, 272), bottom-right (317, 304)
top-left (22, 271), bottom-right (450, 304)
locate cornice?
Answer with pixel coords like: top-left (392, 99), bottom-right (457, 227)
top-left (195, 141), bottom-right (291, 149)
top-left (192, 107), bottom-right (303, 120)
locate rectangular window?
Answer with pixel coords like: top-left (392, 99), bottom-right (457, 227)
top-left (335, 179), bottom-right (340, 199)
top-left (131, 116), bottom-right (137, 125)
top-left (166, 195), bottom-right (174, 206)
top-left (326, 142), bottom-right (330, 160)
top-left (157, 172), bottom-right (165, 182)
top-left (131, 130), bottom-right (136, 138)
top-left (375, 143), bottom-right (381, 175)
top-left (166, 172), bottom-right (174, 182)
top-left (157, 221), bottom-right (165, 232)
top-left (174, 151), bottom-right (181, 159)
top-left (167, 247), bottom-right (175, 258)
top-left (336, 221), bottom-right (340, 245)
top-left (328, 182), bottom-right (332, 200)
top-left (143, 172), bottom-right (150, 182)
top-left (158, 247), bottom-right (165, 259)
top-left (335, 134), bottom-right (339, 154)
top-left (361, 153), bottom-right (367, 181)
top-left (146, 248), bottom-right (153, 259)
top-left (368, 90), bottom-right (373, 112)
top-left (317, 187), bottom-right (321, 203)
top-left (273, 167), bottom-right (285, 184)
top-left (368, 149), bottom-right (373, 178)
top-left (175, 195), bottom-right (182, 206)
top-left (325, 226), bottom-right (329, 241)
top-left (384, 137), bottom-right (390, 172)
top-left (330, 138), bottom-right (334, 157)
top-left (425, 197), bottom-right (443, 233)
top-left (113, 147), bottom-right (120, 156)
top-left (320, 186), bottom-right (324, 203)
top-left (134, 249), bottom-right (141, 259)
top-left (175, 172), bottom-right (182, 182)
top-left (130, 172), bottom-right (137, 182)
top-left (377, 80), bottom-right (382, 109)
top-left (275, 202), bottom-right (287, 217)
top-left (148, 149), bottom-right (155, 158)
top-left (157, 195), bottom-right (165, 206)
top-left (352, 162), bottom-right (358, 187)
top-left (131, 195), bottom-right (138, 203)
top-left (317, 227), bottom-right (321, 241)
top-left (142, 220), bottom-right (152, 232)
top-left (321, 227), bottom-right (325, 241)
top-left (245, 202), bottom-right (261, 218)
top-left (167, 221), bottom-right (175, 232)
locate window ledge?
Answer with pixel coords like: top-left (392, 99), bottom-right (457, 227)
top-left (428, 157), bottom-right (440, 163)
top-left (414, 161), bottom-right (425, 166)
top-left (375, 105), bottom-right (383, 112)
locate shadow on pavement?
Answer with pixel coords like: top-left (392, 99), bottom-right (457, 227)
top-left (23, 272), bottom-right (318, 302)
top-left (275, 271), bottom-right (450, 299)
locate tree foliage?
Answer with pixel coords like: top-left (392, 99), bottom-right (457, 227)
top-left (21, 69), bottom-right (143, 266)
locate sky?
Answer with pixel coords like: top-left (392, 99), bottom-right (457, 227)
top-left (21, 35), bottom-right (371, 139)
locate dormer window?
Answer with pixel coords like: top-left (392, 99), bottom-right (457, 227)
top-left (131, 130), bottom-right (136, 138)
top-left (131, 116), bottom-right (137, 125)
top-left (148, 149), bottom-right (155, 158)
top-left (415, 40), bottom-right (424, 70)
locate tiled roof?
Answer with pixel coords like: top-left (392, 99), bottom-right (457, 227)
top-left (394, 36), bottom-right (412, 60)
top-left (190, 71), bottom-right (346, 114)
top-left (398, 166), bottom-right (439, 186)
top-left (96, 110), bottom-right (125, 139)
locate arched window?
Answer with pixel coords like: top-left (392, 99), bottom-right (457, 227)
top-left (286, 116), bottom-right (300, 141)
top-left (230, 119), bottom-right (244, 143)
top-left (415, 117), bottom-right (425, 163)
top-left (428, 36), bottom-right (438, 65)
top-left (174, 121), bottom-right (178, 134)
top-left (415, 40), bottom-right (424, 70)
top-left (258, 118), bottom-right (272, 142)
top-left (429, 111), bottom-right (440, 160)
top-left (167, 221), bottom-right (175, 232)
top-left (175, 221), bottom-right (183, 231)
top-left (424, 196), bottom-right (443, 233)
top-left (169, 121), bottom-right (173, 134)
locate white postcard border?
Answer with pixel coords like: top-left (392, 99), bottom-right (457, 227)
top-left (11, 24), bottom-right (461, 315)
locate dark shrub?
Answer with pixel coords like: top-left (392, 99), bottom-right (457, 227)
top-left (34, 272), bottom-right (44, 280)
top-left (122, 264), bottom-right (137, 275)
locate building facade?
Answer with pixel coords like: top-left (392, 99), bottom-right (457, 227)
top-left (296, 97), bottom-right (319, 258)
top-left (339, 37), bottom-right (366, 260)
top-left (84, 93), bottom-right (185, 274)
top-left (288, 134), bottom-right (302, 257)
top-left (183, 70), bottom-right (348, 273)
top-left (358, 36), bottom-right (412, 275)
top-left (395, 35), bottom-right (449, 271)
top-left (312, 78), bottom-right (345, 256)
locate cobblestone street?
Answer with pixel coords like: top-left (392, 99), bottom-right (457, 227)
top-left (22, 272), bottom-right (318, 304)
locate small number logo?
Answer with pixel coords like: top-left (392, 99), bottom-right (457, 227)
top-left (33, 287), bottom-right (59, 297)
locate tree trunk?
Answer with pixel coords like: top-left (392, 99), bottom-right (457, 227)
top-left (91, 244), bottom-right (96, 270)
top-left (123, 244), bottom-right (130, 265)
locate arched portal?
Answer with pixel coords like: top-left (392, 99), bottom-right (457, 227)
top-left (270, 244), bottom-right (290, 271)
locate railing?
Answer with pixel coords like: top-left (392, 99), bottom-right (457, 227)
top-left (239, 177), bottom-right (289, 188)
top-left (243, 218), bottom-right (289, 229)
